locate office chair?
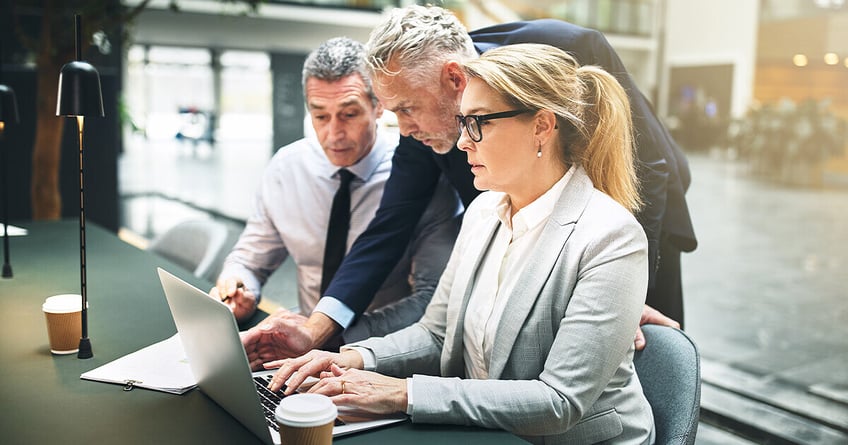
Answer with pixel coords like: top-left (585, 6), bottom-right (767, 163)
top-left (634, 324), bottom-right (701, 445)
top-left (148, 219), bottom-right (234, 283)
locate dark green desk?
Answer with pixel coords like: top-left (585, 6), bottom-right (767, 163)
top-left (0, 221), bottom-right (526, 444)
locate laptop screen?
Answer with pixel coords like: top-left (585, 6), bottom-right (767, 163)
top-left (157, 268), bottom-right (405, 444)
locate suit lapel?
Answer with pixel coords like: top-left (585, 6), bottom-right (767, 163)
top-left (442, 215), bottom-right (500, 377)
top-left (487, 167), bottom-right (595, 378)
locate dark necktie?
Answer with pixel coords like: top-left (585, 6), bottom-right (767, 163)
top-left (321, 169), bottom-right (355, 294)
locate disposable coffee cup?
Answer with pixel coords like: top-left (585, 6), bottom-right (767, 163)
top-left (275, 393), bottom-right (337, 445)
top-left (42, 294), bottom-right (83, 354)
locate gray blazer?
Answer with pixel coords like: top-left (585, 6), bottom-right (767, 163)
top-left (353, 167), bottom-right (654, 444)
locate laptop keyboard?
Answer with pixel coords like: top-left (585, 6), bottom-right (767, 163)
top-left (252, 375), bottom-right (345, 431)
top-left (253, 375), bottom-right (285, 431)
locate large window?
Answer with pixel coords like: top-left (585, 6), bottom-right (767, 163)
top-left (124, 45), bottom-right (271, 142)
top-left (219, 50), bottom-right (273, 140)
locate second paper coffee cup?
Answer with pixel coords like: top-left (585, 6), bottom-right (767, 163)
top-left (275, 393), bottom-right (337, 445)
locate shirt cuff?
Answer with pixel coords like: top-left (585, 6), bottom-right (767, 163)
top-left (406, 378), bottom-right (414, 415)
top-left (313, 296), bottom-right (356, 328)
top-left (340, 346), bottom-right (377, 371)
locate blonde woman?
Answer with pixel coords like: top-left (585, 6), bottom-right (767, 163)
top-left (266, 44), bottom-right (655, 445)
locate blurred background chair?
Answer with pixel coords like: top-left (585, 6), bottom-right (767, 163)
top-left (634, 324), bottom-right (701, 445)
top-left (147, 219), bottom-right (240, 283)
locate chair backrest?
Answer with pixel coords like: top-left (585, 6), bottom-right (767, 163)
top-left (148, 219), bottom-right (232, 283)
top-left (633, 324), bottom-right (701, 445)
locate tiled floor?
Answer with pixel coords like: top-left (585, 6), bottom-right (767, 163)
top-left (680, 153), bottom-right (847, 395)
top-left (119, 133), bottom-right (271, 239)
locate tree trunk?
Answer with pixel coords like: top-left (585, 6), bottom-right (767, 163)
top-left (30, 1), bottom-right (73, 221)
top-left (32, 57), bottom-right (66, 220)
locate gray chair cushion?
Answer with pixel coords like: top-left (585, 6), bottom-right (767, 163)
top-left (148, 219), bottom-right (232, 283)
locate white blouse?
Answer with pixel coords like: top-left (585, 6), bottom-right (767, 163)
top-left (462, 165), bottom-right (575, 379)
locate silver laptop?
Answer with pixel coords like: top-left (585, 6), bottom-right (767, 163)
top-left (157, 268), bottom-right (406, 444)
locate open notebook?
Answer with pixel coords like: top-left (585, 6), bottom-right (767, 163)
top-left (81, 333), bottom-right (197, 394)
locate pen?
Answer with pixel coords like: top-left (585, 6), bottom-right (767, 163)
top-left (220, 282), bottom-right (244, 303)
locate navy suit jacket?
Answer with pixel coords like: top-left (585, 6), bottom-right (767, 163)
top-left (325, 19), bottom-right (698, 318)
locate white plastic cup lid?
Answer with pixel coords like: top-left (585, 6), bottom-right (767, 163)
top-left (42, 294), bottom-right (84, 314)
top-left (275, 393), bottom-right (338, 428)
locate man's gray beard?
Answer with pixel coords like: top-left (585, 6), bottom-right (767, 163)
top-left (426, 132), bottom-right (460, 154)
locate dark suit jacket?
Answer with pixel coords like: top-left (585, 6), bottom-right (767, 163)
top-left (324, 18), bottom-right (697, 318)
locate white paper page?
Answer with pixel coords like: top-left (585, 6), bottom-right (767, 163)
top-left (1, 224), bottom-right (28, 236)
top-left (81, 334), bottom-right (198, 394)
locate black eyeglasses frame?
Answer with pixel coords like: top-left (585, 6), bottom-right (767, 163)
top-left (456, 109), bottom-right (531, 142)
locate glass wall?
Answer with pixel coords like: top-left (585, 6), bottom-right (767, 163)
top-left (121, 44), bottom-right (273, 236)
top-left (219, 50), bottom-right (273, 141)
top-left (124, 45), bottom-right (272, 143)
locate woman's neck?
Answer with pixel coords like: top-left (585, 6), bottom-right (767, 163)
top-left (508, 163), bottom-right (570, 215)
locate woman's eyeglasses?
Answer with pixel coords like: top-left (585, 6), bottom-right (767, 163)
top-left (456, 109), bottom-right (531, 142)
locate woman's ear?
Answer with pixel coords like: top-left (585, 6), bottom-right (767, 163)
top-left (534, 110), bottom-right (558, 145)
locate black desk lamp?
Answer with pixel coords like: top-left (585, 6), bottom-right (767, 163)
top-left (56, 14), bottom-right (104, 359)
top-left (0, 84), bottom-right (19, 279)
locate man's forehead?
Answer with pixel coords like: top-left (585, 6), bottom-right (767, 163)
top-left (306, 74), bottom-right (366, 92)
top-left (373, 73), bottom-right (427, 107)
top-left (305, 76), bottom-right (370, 107)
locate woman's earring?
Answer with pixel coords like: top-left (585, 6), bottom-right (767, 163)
top-left (536, 144), bottom-right (542, 158)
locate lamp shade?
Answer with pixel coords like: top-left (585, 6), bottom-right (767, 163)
top-left (56, 61), bottom-right (104, 117)
top-left (0, 84), bottom-right (19, 124)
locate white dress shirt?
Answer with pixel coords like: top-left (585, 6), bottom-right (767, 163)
top-left (463, 166), bottom-right (574, 379)
top-left (220, 131), bottom-right (460, 328)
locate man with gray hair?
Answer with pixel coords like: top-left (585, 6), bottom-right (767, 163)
top-left (210, 37), bottom-right (461, 367)
top-left (273, 5), bottom-right (697, 355)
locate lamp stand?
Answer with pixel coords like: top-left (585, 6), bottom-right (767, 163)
top-left (75, 116), bottom-right (92, 358)
top-left (56, 13), bottom-right (102, 359)
top-left (1, 121), bottom-right (12, 278)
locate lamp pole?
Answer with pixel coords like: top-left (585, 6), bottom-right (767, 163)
top-left (0, 84), bottom-right (19, 279)
top-left (56, 14), bottom-right (103, 359)
top-left (1, 121), bottom-right (11, 279)
top-left (1, 120), bottom-right (11, 279)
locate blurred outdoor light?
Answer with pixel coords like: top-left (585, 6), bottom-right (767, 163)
top-left (824, 53), bottom-right (839, 65)
top-left (792, 54), bottom-right (808, 67)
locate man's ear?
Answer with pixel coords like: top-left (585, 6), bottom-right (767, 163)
top-left (442, 61), bottom-right (468, 94)
top-left (374, 100), bottom-right (384, 118)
